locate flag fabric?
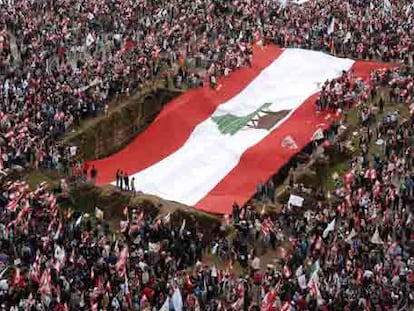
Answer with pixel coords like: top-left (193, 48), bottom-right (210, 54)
top-left (115, 246), bottom-right (129, 277)
top-left (295, 265), bottom-right (303, 278)
top-left (346, 228), bottom-right (358, 244)
top-left (163, 212), bottom-right (171, 224)
top-left (383, 0), bottom-right (392, 12)
top-left (261, 288), bottom-right (277, 311)
top-left (12, 267), bottom-right (25, 289)
top-left (261, 218), bottom-right (273, 236)
top-left (322, 218), bottom-right (336, 238)
top-left (172, 288), bottom-right (183, 311)
top-left (298, 274), bottom-right (307, 289)
top-left (74, 215), bottom-right (82, 227)
top-left (278, 0), bottom-right (287, 7)
top-left (281, 301), bottom-right (291, 311)
top-left (312, 128), bottom-right (324, 141)
top-left (344, 31), bottom-right (352, 44)
top-left (95, 207), bottom-right (104, 221)
top-left (89, 46), bottom-right (386, 214)
top-left (86, 33), bottom-right (95, 47)
top-left (283, 265), bottom-right (292, 279)
top-left (0, 267), bottom-right (8, 280)
top-left (39, 269), bottom-right (52, 297)
top-left (179, 219), bottom-right (186, 236)
top-left (124, 274), bottom-right (132, 308)
top-left (309, 260), bottom-right (320, 278)
top-left (291, 0), bottom-right (312, 4)
top-left (232, 297), bottom-right (244, 309)
top-left (159, 297), bottom-right (170, 311)
top-left (327, 17), bottom-right (335, 35)
top-left (308, 270), bottom-right (324, 306)
top-left (371, 227), bottom-right (383, 244)
top-left (308, 275), bottom-right (320, 298)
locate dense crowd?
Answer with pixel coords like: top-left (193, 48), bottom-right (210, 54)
top-left (1, 98), bottom-right (413, 311)
top-left (1, 70), bottom-right (414, 309)
top-left (1, 0), bottom-right (414, 310)
top-left (0, 179), bottom-right (210, 310)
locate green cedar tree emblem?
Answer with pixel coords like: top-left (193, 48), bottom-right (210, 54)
top-left (211, 103), bottom-right (290, 135)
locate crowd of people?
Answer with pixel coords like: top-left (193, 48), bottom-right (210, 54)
top-left (0, 179), bottom-right (211, 310)
top-left (1, 93), bottom-right (414, 311)
top-left (1, 69), bottom-right (414, 309)
top-left (1, 0), bottom-right (414, 310)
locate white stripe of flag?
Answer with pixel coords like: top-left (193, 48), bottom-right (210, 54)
top-left (114, 49), bottom-right (354, 206)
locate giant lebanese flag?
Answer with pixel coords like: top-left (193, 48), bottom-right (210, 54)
top-left (90, 46), bottom-right (384, 214)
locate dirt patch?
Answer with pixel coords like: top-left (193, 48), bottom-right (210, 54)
top-left (65, 183), bottom-right (221, 238)
top-left (62, 88), bottom-right (182, 160)
top-left (202, 244), bottom-right (290, 275)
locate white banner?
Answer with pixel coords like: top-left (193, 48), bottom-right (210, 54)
top-left (288, 194), bottom-right (305, 207)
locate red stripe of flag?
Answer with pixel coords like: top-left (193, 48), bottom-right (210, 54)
top-left (89, 46), bottom-right (284, 184)
top-left (195, 60), bottom-right (391, 213)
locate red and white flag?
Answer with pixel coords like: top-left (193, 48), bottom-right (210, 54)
top-left (261, 218), bottom-right (273, 236)
top-left (39, 269), bottom-right (52, 297)
top-left (115, 246), bottom-right (129, 277)
top-left (12, 267), bottom-right (26, 289)
top-left (309, 277), bottom-right (319, 298)
top-left (89, 47), bottom-right (387, 214)
top-left (283, 265), bottom-right (292, 279)
top-left (260, 287), bottom-right (278, 311)
top-left (29, 262), bottom-right (41, 284)
top-left (280, 301), bottom-right (291, 311)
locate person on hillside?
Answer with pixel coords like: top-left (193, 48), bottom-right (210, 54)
top-left (209, 74), bottom-right (217, 90)
top-left (123, 172), bottom-right (129, 191)
top-left (131, 177), bottom-right (136, 194)
top-left (90, 165), bottom-right (98, 184)
top-left (116, 169), bottom-right (121, 188)
top-left (379, 96), bottom-right (385, 113)
top-left (119, 170), bottom-right (124, 191)
top-left (83, 162), bottom-right (89, 181)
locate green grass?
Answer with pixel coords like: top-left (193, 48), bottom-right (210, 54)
top-left (345, 107), bottom-right (359, 127)
top-left (322, 98), bottom-right (410, 192)
top-left (324, 160), bottom-right (350, 192)
top-left (27, 170), bottom-right (59, 190)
